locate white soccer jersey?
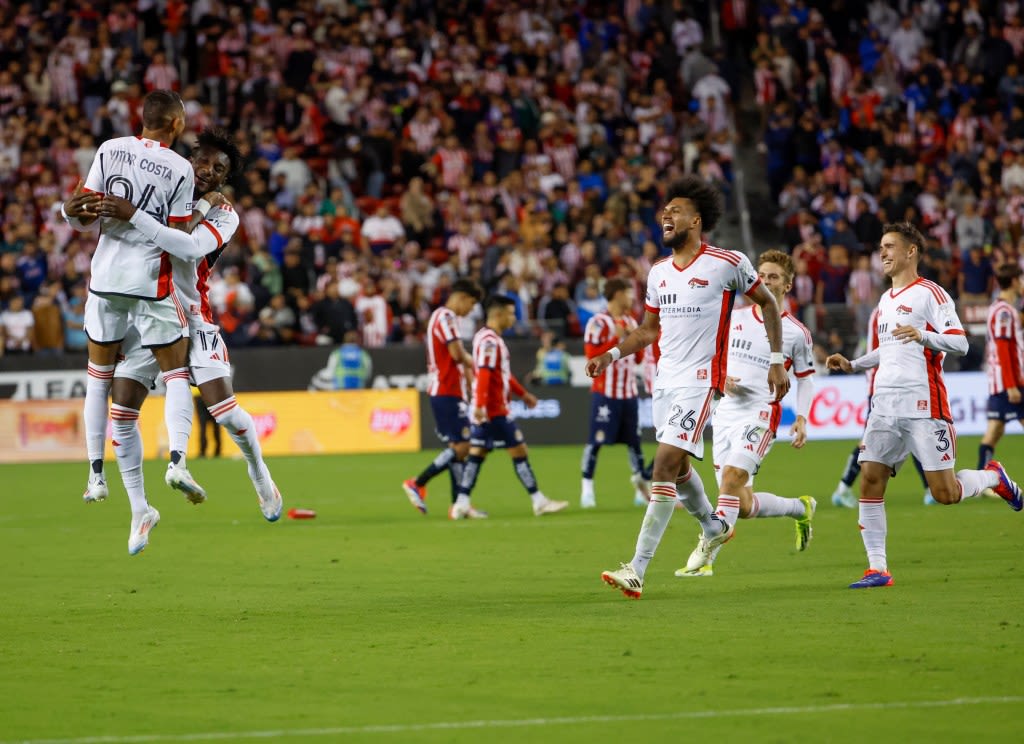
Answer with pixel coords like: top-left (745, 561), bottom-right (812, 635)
top-left (643, 244), bottom-right (761, 392)
top-left (985, 299), bottom-right (1024, 395)
top-left (84, 135), bottom-right (194, 299)
top-left (872, 277), bottom-right (965, 420)
top-left (172, 206), bottom-right (239, 327)
top-left (716, 305), bottom-right (815, 427)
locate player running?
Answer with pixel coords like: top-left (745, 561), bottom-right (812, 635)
top-left (827, 223), bottom-right (1022, 588)
top-left (979, 264), bottom-right (1024, 469)
top-left (95, 129), bottom-right (282, 554)
top-left (451, 295), bottom-right (569, 519)
top-left (580, 277), bottom-right (650, 509)
top-left (402, 278), bottom-right (483, 515)
top-left (589, 176), bottom-right (790, 598)
top-left (676, 250), bottom-right (815, 577)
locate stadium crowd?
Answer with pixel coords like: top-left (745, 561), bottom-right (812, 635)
top-left (0, 0), bottom-right (1021, 359)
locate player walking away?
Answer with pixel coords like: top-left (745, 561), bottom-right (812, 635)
top-left (831, 306), bottom-right (933, 508)
top-left (402, 278), bottom-right (483, 514)
top-left (63, 90), bottom-right (201, 513)
top-left (588, 175), bottom-right (790, 599)
top-left (827, 223), bottom-right (1022, 589)
top-left (677, 250), bottom-right (816, 578)
top-left (451, 295), bottom-right (569, 519)
top-left (979, 264), bottom-right (1024, 469)
top-left (580, 277), bottom-right (651, 509)
top-left (95, 129), bottom-right (283, 554)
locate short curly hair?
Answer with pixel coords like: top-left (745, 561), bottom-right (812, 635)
top-left (197, 127), bottom-right (243, 177)
top-left (665, 175), bottom-right (724, 233)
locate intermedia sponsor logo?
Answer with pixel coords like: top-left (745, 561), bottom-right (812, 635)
top-left (370, 407), bottom-right (413, 435)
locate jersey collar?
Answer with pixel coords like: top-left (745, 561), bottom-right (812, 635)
top-left (670, 242), bottom-right (706, 272)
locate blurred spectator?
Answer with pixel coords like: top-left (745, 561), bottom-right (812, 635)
top-left (1, 294), bottom-right (34, 354)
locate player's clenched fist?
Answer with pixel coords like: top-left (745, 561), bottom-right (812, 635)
top-left (586, 352), bottom-right (612, 378)
top-left (826, 353), bottom-right (853, 373)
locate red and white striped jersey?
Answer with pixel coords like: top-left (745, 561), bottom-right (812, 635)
top-left (872, 278), bottom-right (965, 420)
top-left (643, 243), bottom-right (761, 392)
top-left (715, 305), bottom-right (814, 429)
top-left (472, 326), bottom-right (522, 419)
top-left (83, 135), bottom-right (194, 299)
top-left (986, 298), bottom-right (1024, 394)
top-left (585, 312), bottom-right (640, 398)
top-left (426, 306), bottom-right (466, 398)
top-left (356, 294), bottom-right (391, 348)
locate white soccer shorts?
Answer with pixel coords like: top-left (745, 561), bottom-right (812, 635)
top-left (711, 410), bottom-right (777, 487)
top-left (859, 413), bottom-right (957, 472)
top-left (85, 291), bottom-right (187, 347)
top-left (652, 386), bottom-right (719, 460)
top-left (188, 322), bottom-right (231, 387)
top-left (114, 326), bottom-right (161, 388)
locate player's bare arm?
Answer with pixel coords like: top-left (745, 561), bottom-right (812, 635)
top-left (748, 282), bottom-right (790, 400)
top-left (586, 311), bottom-right (660, 378)
top-left (63, 179), bottom-right (103, 226)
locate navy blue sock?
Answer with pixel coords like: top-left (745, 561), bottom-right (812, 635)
top-left (416, 447), bottom-right (455, 487)
top-left (581, 444), bottom-right (600, 479)
top-left (841, 445), bottom-right (861, 487)
top-left (513, 456), bottom-right (539, 495)
top-left (448, 459), bottom-right (465, 503)
top-left (978, 443), bottom-right (994, 470)
top-left (458, 454), bottom-right (485, 498)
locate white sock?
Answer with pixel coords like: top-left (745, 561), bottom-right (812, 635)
top-left (85, 363), bottom-right (114, 469)
top-left (956, 469), bottom-right (998, 501)
top-left (630, 482), bottom-right (677, 580)
top-left (581, 478), bottom-right (595, 498)
top-left (676, 466), bottom-right (716, 534)
top-left (110, 404), bottom-right (148, 515)
top-left (751, 491), bottom-right (805, 519)
top-left (162, 369), bottom-right (193, 466)
top-left (858, 498), bottom-right (887, 572)
top-left (209, 396), bottom-right (265, 474)
top-left (530, 491), bottom-right (547, 507)
top-left (715, 493), bottom-right (741, 526)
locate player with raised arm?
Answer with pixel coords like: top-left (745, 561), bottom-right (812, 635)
top-left (827, 223), bottom-right (1022, 589)
top-left (62, 90), bottom-right (202, 511)
top-left (589, 176), bottom-right (790, 599)
top-left (402, 278), bottom-right (483, 515)
top-left (979, 264), bottom-right (1024, 469)
top-left (676, 250), bottom-right (815, 577)
top-left (450, 295), bottom-right (569, 519)
top-left (580, 277), bottom-right (650, 509)
top-left (93, 129), bottom-right (283, 553)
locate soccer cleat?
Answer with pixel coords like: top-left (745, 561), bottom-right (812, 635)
top-left (449, 500), bottom-right (470, 520)
top-left (533, 497), bottom-right (569, 516)
top-left (831, 481), bottom-right (856, 508)
top-left (580, 492), bottom-right (597, 509)
top-left (795, 495), bottom-right (816, 551)
top-left (848, 569), bottom-right (893, 588)
top-left (601, 562), bottom-right (643, 598)
top-left (923, 488), bottom-right (937, 505)
top-left (684, 516), bottom-right (735, 573)
top-left (128, 506), bottom-right (160, 556)
top-left (83, 472), bottom-right (108, 503)
top-left (251, 466), bottom-right (283, 522)
top-left (402, 479), bottom-right (428, 515)
top-left (466, 506), bottom-right (489, 519)
top-left (630, 472), bottom-right (651, 504)
top-left (674, 564), bottom-right (714, 578)
top-left (985, 460), bottom-right (1023, 511)
top-left (165, 463), bottom-right (207, 504)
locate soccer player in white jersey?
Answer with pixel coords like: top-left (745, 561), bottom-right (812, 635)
top-left (94, 130), bottom-right (283, 553)
top-left (402, 278), bottom-right (483, 515)
top-left (978, 264), bottom-right (1024, 470)
top-left (588, 176), bottom-right (790, 599)
top-left (62, 90), bottom-right (200, 508)
top-left (827, 223), bottom-right (1022, 589)
top-left (676, 250), bottom-right (816, 577)
top-left (580, 277), bottom-right (650, 508)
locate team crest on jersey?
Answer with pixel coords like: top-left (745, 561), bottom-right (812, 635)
top-left (596, 405), bottom-right (611, 422)
top-left (917, 400), bottom-right (928, 410)
top-left (697, 369), bottom-right (708, 380)
top-left (688, 277), bottom-right (709, 288)
top-left (595, 430), bottom-right (606, 443)
top-left (759, 410), bottom-right (769, 422)
top-left (897, 304), bottom-right (913, 315)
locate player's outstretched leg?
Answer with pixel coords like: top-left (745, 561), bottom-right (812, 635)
top-left (982, 461), bottom-right (1023, 511)
top-left (209, 395), bottom-right (282, 521)
top-left (451, 453), bottom-right (488, 519)
top-left (163, 368), bottom-right (206, 503)
top-left (602, 482), bottom-right (679, 598)
top-left (850, 491), bottom-right (892, 588)
top-left (110, 404), bottom-right (159, 555)
top-left (83, 362), bottom-right (114, 503)
top-left (404, 448), bottom-right (457, 515)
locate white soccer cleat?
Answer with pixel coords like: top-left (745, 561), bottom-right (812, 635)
top-left (165, 462), bottom-right (207, 504)
top-left (466, 506), bottom-right (489, 519)
top-left (675, 564), bottom-right (714, 578)
top-left (831, 481), bottom-right (856, 508)
top-left (684, 516), bottom-right (735, 573)
top-left (128, 506), bottom-right (160, 556)
top-left (250, 465), bottom-right (283, 522)
top-left (533, 497), bottom-right (569, 516)
top-left (449, 500), bottom-right (470, 520)
top-left (83, 472), bottom-right (108, 503)
top-left (601, 562), bottom-right (643, 598)
top-left (580, 492), bottom-right (597, 509)
top-left (630, 472), bottom-right (651, 504)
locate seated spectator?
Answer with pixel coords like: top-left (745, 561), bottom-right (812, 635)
top-left (1, 294), bottom-right (34, 355)
top-left (958, 246), bottom-right (995, 304)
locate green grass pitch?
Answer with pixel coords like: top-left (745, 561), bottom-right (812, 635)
top-left (1, 436), bottom-right (1022, 743)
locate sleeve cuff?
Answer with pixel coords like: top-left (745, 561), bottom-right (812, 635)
top-left (743, 277), bottom-right (763, 297)
top-left (644, 303), bottom-right (659, 314)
